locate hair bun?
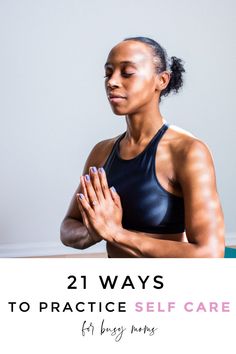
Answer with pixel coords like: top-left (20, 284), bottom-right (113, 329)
top-left (161, 56), bottom-right (186, 99)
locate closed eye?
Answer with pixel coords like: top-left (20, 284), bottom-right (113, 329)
top-left (103, 73), bottom-right (134, 78)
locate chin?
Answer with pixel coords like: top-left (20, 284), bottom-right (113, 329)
top-left (110, 107), bottom-right (128, 116)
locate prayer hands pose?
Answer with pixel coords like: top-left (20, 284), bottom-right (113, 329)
top-left (76, 166), bottom-right (123, 242)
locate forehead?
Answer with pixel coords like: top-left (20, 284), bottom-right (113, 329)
top-left (105, 40), bottom-right (154, 68)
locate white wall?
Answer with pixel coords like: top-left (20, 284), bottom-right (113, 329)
top-left (0, 0), bottom-right (235, 256)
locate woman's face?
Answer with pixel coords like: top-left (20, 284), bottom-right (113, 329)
top-left (104, 40), bottom-right (164, 115)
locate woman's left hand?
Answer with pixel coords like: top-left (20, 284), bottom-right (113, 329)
top-left (77, 166), bottom-right (123, 242)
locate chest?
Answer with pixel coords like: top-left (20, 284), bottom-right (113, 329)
top-left (118, 138), bottom-right (183, 198)
top-left (104, 156), bottom-right (184, 233)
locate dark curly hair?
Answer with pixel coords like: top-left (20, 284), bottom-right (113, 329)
top-left (123, 36), bottom-right (185, 102)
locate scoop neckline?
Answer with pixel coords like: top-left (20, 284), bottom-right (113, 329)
top-left (116, 123), bottom-right (167, 162)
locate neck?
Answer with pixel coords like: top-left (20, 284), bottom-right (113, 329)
top-left (124, 102), bottom-right (165, 143)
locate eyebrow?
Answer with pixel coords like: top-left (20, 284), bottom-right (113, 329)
top-left (104, 60), bottom-right (137, 68)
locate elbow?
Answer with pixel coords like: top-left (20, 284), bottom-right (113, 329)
top-left (208, 235), bottom-right (225, 258)
top-left (60, 221), bottom-right (70, 247)
top-left (60, 219), bottom-right (77, 248)
top-left (60, 234), bottom-right (69, 247)
top-left (211, 243), bottom-right (225, 258)
top-left (205, 248), bottom-right (224, 258)
top-left (198, 240), bottom-right (225, 258)
top-left (60, 218), bottom-right (89, 250)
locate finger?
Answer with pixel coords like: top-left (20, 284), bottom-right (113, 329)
top-left (80, 175), bottom-right (89, 201)
top-left (109, 186), bottom-right (122, 209)
top-left (89, 166), bottom-right (105, 202)
top-left (83, 173), bottom-right (100, 207)
top-left (76, 193), bottom-right (95, 218)
top-left (76, 194), bottom-right (89, 226)
top-left (78, 206), bottom-right (88, 228)
top-left (97, 166), bottom-right (112, 199)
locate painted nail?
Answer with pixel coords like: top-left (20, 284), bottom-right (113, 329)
top-left (111, 186), bottom-right (116, 193)
top-left (98, 167), bottom-right (104, 174)
top-left (91, 166), bottom-right (97, 173)
top-left (85, 174), bottom-right (90, 181)
top-left (78, 193), bottom-right (84, 199)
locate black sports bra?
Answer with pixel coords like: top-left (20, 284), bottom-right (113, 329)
top-left (103, 123), bottom-right (185, 234)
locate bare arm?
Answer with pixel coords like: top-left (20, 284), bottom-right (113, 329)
top-left (60, 136), bottom-right (135, 252)
top-left (60, 217), bottom-right (100, 250)
top-left (110, 140), bottom-right (225, 257)
top-left (60, 142), bottom-right (105, 250)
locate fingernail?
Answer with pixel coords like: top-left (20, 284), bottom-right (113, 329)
top-left (85, 174), bottom-right (90, 181)
top-left (78, 193), bottom-right (84, 199)
top-left (111, 186), bottom-right (116, 193)
top-left (91, 166), bottom-right (97, 173)
top-left (98, 167), bottom-right (104, 173)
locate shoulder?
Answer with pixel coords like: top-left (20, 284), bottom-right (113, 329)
top-left (166, 124), bottom-right (214, 166)
top-left (166, 124), bottom-right (216, 185)
top-left (82, 133), bottom-right (122, 173)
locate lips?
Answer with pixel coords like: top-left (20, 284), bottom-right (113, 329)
top-left (108, 97), bottom-right (126, 105)
top-left (108, 93), bottom-right (126, 99)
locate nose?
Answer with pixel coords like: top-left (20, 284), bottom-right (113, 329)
top-left (106, 73), bottom-right (121, 89)
top-left (107, 81), bottom-right (118, 89)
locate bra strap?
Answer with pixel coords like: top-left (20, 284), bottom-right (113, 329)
top-left (147, 123), bottom-right (169, 155)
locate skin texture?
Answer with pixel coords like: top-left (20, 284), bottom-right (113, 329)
top-left (60, 40), bottom-right (225, 257)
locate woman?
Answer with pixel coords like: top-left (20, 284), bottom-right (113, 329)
top-left (60, 36), bottom-right (225, 257)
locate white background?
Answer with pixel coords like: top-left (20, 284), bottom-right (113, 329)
top-left (0, 259), bottom-right (235, 353)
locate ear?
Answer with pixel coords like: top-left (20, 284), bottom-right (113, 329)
top-left (155, 71), bottom-right (171, 91)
